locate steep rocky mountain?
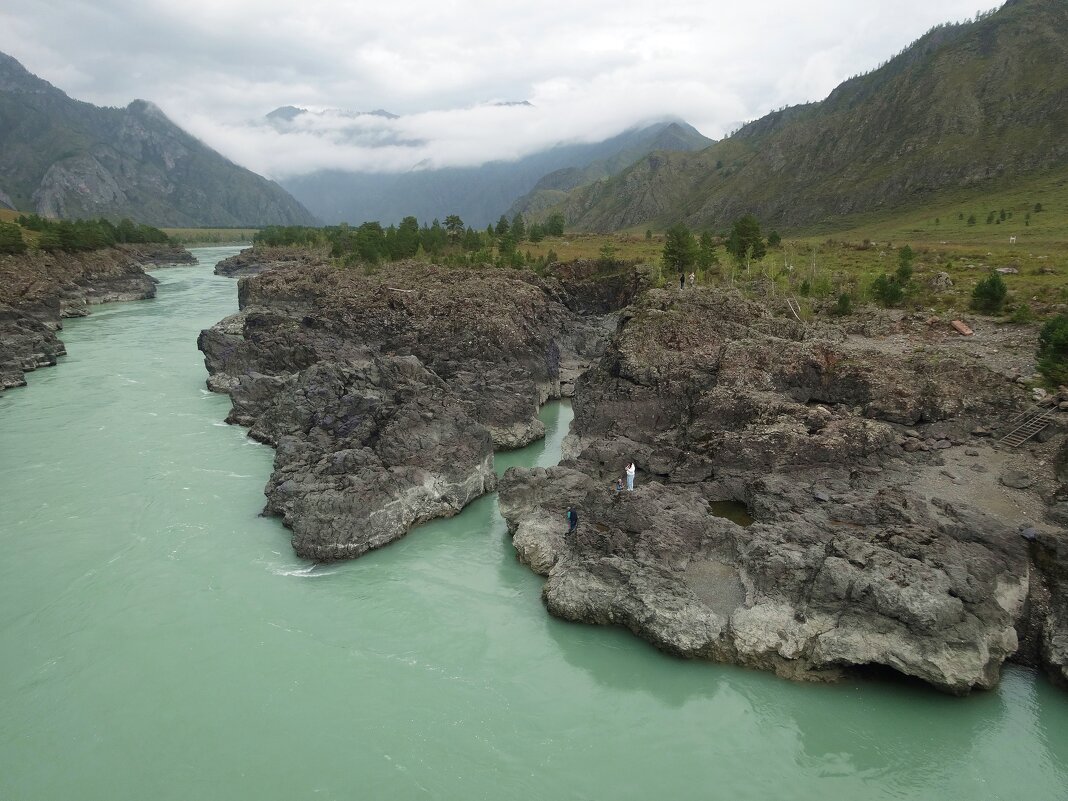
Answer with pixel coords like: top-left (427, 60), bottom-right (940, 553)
top-left (557, 0), bottom-right (1068, 232)
top-left (0, 53), bottom-right (316, 227)
top-left (280, 120), bottom-right (711, 228)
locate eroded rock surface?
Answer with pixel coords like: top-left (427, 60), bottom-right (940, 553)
top-left (198, 260), bottom-right (624, 559)
top-left (214, 246), bottom-right (325, 277)
top-left (499, 287), bottom-right (1068, 693)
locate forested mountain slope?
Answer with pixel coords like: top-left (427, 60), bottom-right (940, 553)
top-left (558, 0), bottom-right (1068, 232)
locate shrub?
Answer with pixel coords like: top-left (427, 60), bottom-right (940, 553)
top-left (870, 274), bottom-right (904, 307)
top-left (0, 221), bottom-right (26, 254)
top-left (833, 292), bottom-right (853, 316)
top-left (971, 272), bottom-right (1007, 313)
top-left (1008, 304), bottom-right (1035, 324)
top-left (1037, 314), bottom-right (1068, 386)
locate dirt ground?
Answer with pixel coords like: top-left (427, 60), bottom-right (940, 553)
top-left (840, 307), bottom-right (1066, 532)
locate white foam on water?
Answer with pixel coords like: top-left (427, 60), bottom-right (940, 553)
top-left (271, 563), bottom-right (340, 579)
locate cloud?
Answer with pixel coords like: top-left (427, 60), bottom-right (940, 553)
top-left (0, 0), bottom-right (991, 177)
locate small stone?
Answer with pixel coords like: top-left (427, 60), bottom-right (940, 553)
top-left (934, 440), bottom-right (953, 450)
top-left (965, 449), bottom-right (980, 456)
top-left (1000, 470), bottom-right (1035, 490)
top-left (971, 427), bottom-right (992, 437)
top-left (813, 491), bottom-right (831, 502)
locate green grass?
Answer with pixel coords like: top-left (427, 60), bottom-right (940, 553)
top-left (802, 166), bottom-right (1068, 248)
top-left (162, 227), bottom-right (258, 245)
top-left (556, 169), bottom-right (1068, 316)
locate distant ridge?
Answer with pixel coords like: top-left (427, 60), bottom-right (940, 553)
top-left (0, 52), bottom-right (316, 227)
top-left (555, 0), bottom-right (1068, 232)
top-left (280, 120), bottom-right (712, 228)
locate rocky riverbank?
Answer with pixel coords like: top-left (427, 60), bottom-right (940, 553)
top-left (498, 286), bottom-right (1068, 693)
top-left (199, 255), bottom-right (1068, 693)
top-left (198, 259), bottom-right (624, 560)
top-left (0, 244), bottom-right (192, 390)
top-left (213, 245), bottom-right (326, 278)
top-left (123, 243), bottom-right (196, 267)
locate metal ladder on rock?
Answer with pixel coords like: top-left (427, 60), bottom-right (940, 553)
top-left (999, 405), bottom-right (1057, 447)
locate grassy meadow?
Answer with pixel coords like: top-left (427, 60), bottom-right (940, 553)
top-left (162, 227), bottom-right (258, 245)
top-left (523, 170), bottom-right (1068, 319)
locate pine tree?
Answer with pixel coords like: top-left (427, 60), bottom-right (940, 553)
top-left (662, 223), bottom-right (698, 274)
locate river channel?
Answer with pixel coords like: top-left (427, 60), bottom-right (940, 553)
top-left (1, 248), bottom-right (1066, 800)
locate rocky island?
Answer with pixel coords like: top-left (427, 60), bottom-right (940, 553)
top-left (199, 256), bottom-right (1068, 694)
top-left (0, 242), bottom-right (193, 390)
top-left (198, 259), bottom-right (619, 559)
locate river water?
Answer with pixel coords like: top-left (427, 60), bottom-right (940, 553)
top-left (1, 247), bottom-right (1066, 801)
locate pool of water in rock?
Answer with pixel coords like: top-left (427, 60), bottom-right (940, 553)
top-left (709, 500), bottom-right (754, 526)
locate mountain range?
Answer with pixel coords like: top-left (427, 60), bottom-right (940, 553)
top-left (4, 0), bottom-right (1063, 235)
top-left (277, 118), bottom-right (712, 228)
top-left (0, 52), bottom-right (315, 227)
top-left (553, 0), bottom-right (1068, 232)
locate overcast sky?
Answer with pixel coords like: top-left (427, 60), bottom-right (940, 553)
top-left (0, 0), bottom-right (993, 178)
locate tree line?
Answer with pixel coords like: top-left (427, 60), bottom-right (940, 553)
top-left (0, 215), bottom-right (170, 255)
top-left (661, 214), bottom-right (780, 274)
top-left (254, 211), bottom-right (568, 269)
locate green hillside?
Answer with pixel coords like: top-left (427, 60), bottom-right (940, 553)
top-left (506, 122), bottom-right (712, 219)
top-left (558, 0), bottom-right (1068, 234)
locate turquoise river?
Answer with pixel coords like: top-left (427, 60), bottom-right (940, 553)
top-left (1, 248), bottom-right (1066, 801)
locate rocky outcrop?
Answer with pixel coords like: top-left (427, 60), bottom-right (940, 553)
top-left (0, 244), bottom-right (190, 389)
top-left (498, 287), bottom-right (1068, 693)
top-left (198, 256), bottom-right (1068, 693)
top-left (198, 259), bottom-right (623, 559)
top-left (1029, 532), bottom-right (1068, 688)
top-left (214, 246), bottom-right (326, 278)
top-left (122, 243), bottom-right (196, 266)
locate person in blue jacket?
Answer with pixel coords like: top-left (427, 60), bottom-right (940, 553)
top-left (567, 506), bottom-right (579, 534)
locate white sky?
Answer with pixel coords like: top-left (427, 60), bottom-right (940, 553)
top-left (0, 0), bottom-right (994, 177)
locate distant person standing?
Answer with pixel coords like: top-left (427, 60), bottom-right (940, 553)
top-left (688, 271), bottom-right (696, 287)
top-left (567, 506), bottom-right (579, 534)
top-left (625, 462), bottom-right (636, 491)
top-left (680, 273), bottom-right (685, 290)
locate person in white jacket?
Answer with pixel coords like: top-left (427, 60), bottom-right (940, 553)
top-left (625, 462), bottom-right (636, 491)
